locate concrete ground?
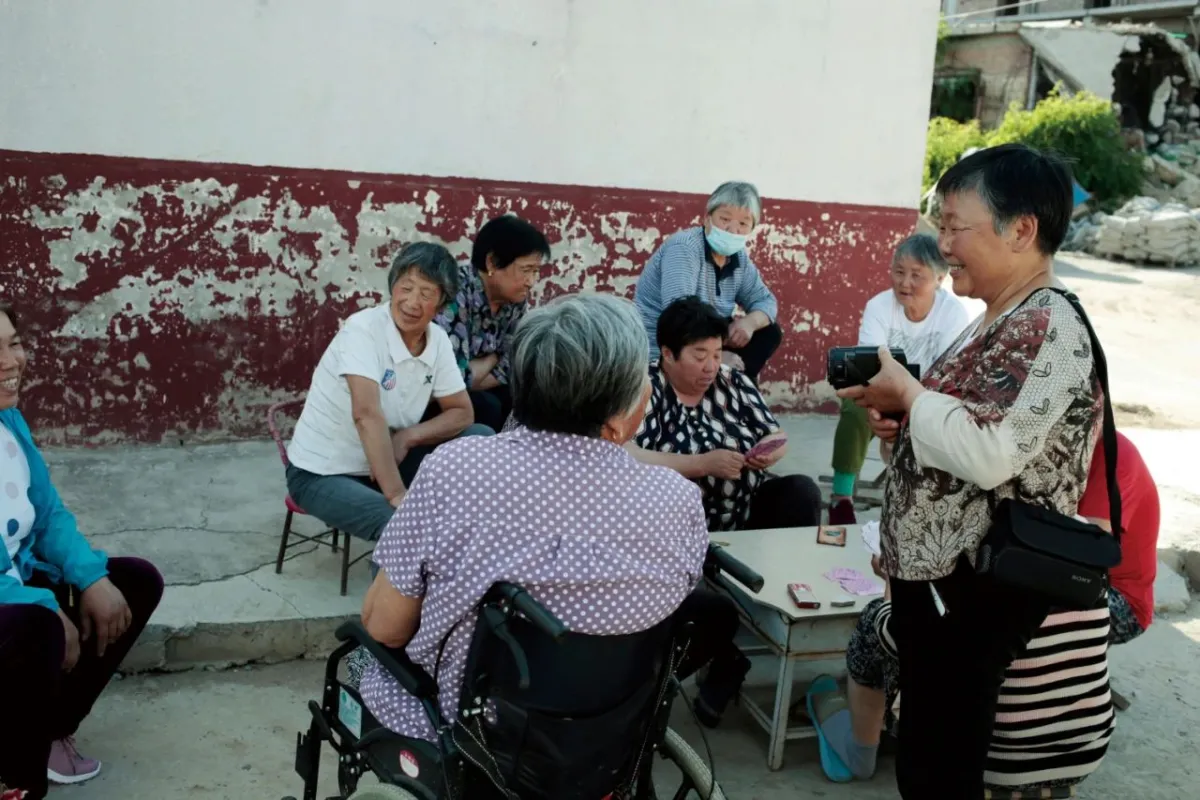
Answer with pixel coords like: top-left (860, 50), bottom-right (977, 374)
top-left (34, 252), bottom-right (1200, 797)
top-left (62, 604), bottom-right (1200, 799)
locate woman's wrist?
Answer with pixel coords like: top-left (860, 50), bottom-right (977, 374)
top-left (901, 381), bottom-right (926, 413)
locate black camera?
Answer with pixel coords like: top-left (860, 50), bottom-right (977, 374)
top-left (827, 346), bottom-right (919, 390)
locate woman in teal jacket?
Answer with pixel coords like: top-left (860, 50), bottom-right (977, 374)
top-left (0, 301), bottom-right (163, 799)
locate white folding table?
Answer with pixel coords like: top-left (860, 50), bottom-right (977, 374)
top-left (707, 524), bottom-right (883, 771)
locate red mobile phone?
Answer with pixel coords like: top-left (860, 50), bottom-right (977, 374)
top-left (746, 436), bottom-right (787, 461)
top-left (788, 583), bottom-right (821, 610)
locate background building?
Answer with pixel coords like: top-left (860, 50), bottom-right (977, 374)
top-left (0, 0), bottom-right (941, 443)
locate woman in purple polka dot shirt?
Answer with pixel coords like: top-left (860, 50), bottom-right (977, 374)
top-left (357, 293), bottom-right (714, 743)
top-left (0, 301), bottom-right (164, 799)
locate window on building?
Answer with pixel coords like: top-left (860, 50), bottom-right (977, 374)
top-left (1087, 0), bottom-right (1113, 8)
top-left (931, 70), bottom-right (982, 122)
top-left (997, 0), bottom-right (1020, 16)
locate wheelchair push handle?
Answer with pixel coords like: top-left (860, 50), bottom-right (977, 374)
top-left (707, 543), bottom-right (765, 593)
top-left (493, 582), bottom-right (568, 641)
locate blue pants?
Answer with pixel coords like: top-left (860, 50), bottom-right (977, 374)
top-left (285, 423), bottom-right (492, 544)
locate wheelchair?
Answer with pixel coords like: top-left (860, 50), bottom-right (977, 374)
top-left (282, 545), bottom-right (764, 800)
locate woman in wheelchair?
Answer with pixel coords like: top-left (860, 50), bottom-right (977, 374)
top-left (285, 293), bottom-right (751, 799)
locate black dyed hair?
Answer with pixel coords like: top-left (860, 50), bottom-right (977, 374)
top-left (937, 143), bottom-right (1073, 256)
top-left (656, 296), bottom-right (729, 357)
top-left (471, 214), bottom-right (552, 273)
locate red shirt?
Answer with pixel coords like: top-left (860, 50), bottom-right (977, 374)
top-left (1077, 432), bottom-right (1160, 630)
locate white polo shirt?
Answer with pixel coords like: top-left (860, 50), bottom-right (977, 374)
top-left (287, 305), bottom-right (466, 476)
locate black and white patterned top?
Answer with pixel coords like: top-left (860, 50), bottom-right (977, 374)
top-left (635, 363), bottom-right (779, 531)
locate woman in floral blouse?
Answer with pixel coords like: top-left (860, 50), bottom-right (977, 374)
top-left (435, 214), bottom-right (551, 431)
top-left (835, 145), bottom-right (1110, 798)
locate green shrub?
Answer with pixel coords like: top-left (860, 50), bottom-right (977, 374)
top-left (923, 117), bottom-right (986, 193)
top-left (922, 90), bottom-right (1143, 208)
top-left (987, 90), bottom-right (1142, 206)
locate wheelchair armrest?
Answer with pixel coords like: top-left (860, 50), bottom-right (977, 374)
top-left (705, 543), bottom-right (764, 594)
top-left (334, 621), bottom-right (437, 699)
top-left (486, 582), bottom-right (567, 641)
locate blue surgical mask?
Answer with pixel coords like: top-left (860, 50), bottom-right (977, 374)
top-left (705, 225), bottom-right (747, 257)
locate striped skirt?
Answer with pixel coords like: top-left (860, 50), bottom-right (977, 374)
top-left (984, 604), bottom-right (1115, 790)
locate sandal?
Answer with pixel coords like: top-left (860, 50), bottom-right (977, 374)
top-left (806, 674), bottom-right (853, 782)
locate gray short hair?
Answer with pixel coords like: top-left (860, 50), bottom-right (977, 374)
top-left (892, 234), bottom-right (948, 278)
top-left (386, 241), bottom-right (459, 306)
top-left (706, 181), bottom-right (762, 227)
top-left (510, 293), bottom-right (649, 438)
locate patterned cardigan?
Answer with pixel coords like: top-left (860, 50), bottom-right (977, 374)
top-left (880, 289), bottom-right (1103, 582)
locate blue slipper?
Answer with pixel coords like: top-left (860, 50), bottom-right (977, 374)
top-left (806, 674), bottom-right (853, 782)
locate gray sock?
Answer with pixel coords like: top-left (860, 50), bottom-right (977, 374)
top-left (822, 708), bottom-right (878, 779)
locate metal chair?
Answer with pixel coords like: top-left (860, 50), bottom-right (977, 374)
top-left (269, 398), bottom-right (367, 596)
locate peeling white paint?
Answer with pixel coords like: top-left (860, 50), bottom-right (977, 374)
top-left (599, 212), bottom-right (661, 254)
top-left (423, 189), bottom-right (441, 215)
top-left (29, 177), bottom-right (147, 289)
top-left (759, 224), bottom-right (814, 274)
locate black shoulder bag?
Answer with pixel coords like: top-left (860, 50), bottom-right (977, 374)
top-left (975, 288), bottom-right (1122, 610)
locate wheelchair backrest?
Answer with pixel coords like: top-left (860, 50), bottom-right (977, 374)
top-left (455, 598), bottom-right (678, 799)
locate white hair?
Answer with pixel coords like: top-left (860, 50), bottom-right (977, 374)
top-left (706, 181), bottom-right (762, 226)
top-left (510, 293), bottom-right (649, 437)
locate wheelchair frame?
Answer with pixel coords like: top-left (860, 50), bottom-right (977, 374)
top-left (284, 546), bottom-right (762, 800)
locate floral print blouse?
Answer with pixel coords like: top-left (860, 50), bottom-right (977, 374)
top-left (434, 264), bottom-right (527, 388)
top-left (880, 289), bottom-right (1103, 581)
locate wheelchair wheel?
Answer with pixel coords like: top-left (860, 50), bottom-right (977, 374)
top-left (660, 727), bottom-right (726, 800)
top-left (346, 784), bottom-right (422, 800)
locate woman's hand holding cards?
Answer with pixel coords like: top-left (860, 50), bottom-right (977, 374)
top-left (745, 431), bottom-right (788, 471)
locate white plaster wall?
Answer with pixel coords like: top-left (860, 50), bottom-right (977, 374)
top-left (0, 0), bottom-right (941, 208)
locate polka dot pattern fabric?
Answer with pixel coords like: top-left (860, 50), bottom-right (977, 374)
top-left (359, 426), bottom-right (710, 740)
top-left (0, 423), bottom-right (35, 582)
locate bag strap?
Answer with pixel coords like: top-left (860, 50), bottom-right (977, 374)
top-left (1040, 287), bottom-right (1123, 543)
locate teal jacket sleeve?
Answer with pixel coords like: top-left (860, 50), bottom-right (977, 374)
top-left (3, 410), bottom-right (108, 595)
top-left (0, 562), bottom-right (59, 611)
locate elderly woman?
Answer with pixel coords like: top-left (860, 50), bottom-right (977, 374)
top-left (357, 293), bottom-right (709, 742)
top-left (828, 233), bottom-right (971, 525)
top-left (0, 301), bottom-right (164, 799)
top-left (286, 242), bottom-right (491, 547)
top-left (629, 296), bottom-right (822, 533)
top-left (831, 145), bottom-right (1112, 797)
top-left (812, 430), bottom-right (1155, 789)
top-left (633, 181), bottom-right (781, 381)
top-left (626, 296), bottom-right (821, 728)
top-left (435, 214), bottom-right (551, 432)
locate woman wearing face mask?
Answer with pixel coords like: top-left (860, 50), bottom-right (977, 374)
top-left (633, 181), bottom-right (781, 382)
top-left (625, 296), bottom-right (821, 728)
top-left (828, 234), bottom-right (973, 525)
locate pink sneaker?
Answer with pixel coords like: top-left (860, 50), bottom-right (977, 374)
top-left (0, 783), bottom-right (28, 800)
top-left (46, 737), bottom-right (101, 785)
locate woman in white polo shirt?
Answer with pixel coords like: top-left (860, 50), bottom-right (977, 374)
top-left (286, 241), bottom-right (491, 545)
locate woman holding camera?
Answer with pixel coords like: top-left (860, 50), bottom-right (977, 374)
top-left (834, 145), bottom-right (1114, 797)
top-left (828, 234), bottom-right (972, 526)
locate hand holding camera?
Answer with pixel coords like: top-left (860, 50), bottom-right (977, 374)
top-left (828, 345), bottom-right (925, 422)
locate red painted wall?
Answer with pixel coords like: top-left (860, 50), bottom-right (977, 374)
top-left (0, 149), bottom-right (914, 445)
